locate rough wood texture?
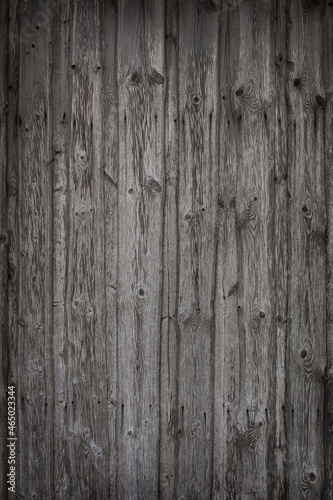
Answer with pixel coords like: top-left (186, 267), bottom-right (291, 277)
top-left (14, 1), bottom-right (54, 497)
top-left (325, 2), bottom-right (333, 498)
top-left (214, 3), bottom-right (277, 498)
top-left (62, 1), bottom-right (109, 497)
top-left (116, 2), bottom-right (165, 498)
top-left (2, 1), bottom-right (333, 498)
top-left (103, 1), bottom-right (118, 498)
top-left (176, 1), bottom-right (219, 498)
top-left (159, 1), bottom-right (178, 498)
top-left (51, 0), bottom-right (71, 497)
top-left (286, 0), bottom-right (327, 497)
top-left (0, 0), bottom-right (8, 494)
top-left (272, 1), bottom-right (288, 497)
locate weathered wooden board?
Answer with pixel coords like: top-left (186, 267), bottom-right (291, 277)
top-left (175, 1), bottom-right (219, 498)
top-left (159, 0), bottom-right (179, 498)
top-left (2, 1), bottom-right (333, 499)
top-left (286, 0), bottom-right (327, 497)
top-left (272, 1), bottom-right (288, 497)
top-left (0, 0), bottom-right (9, 496)
top-left (6, 3), bottom-right (20, 499)
top-left (103, 1), bottom-right (118, 498)
top-left (10, 1), bottom-right (54, 497)
top-left (214, 1), bottom-right (277, 497)
top-left (324, 3), bottom-right (333, 498)
top-left (116, 1), bottom-right (165, 498)
top-left (60, 0), bottom-right (110, 497)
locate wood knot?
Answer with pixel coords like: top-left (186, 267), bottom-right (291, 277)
top-left (276, 314), bottom-right (287, 326)
top-left (177, 307), bottom-right (200, 330)
top-left (309, 472), bottom-right (316, 483)
top-left (227, 283), bottom-right (238, 298)
top-left (77, 150), bottom-right (88, 165)
top-left (300, 349), bottom-right (307, 360)
top-left (315, 95), bottom-right (325, 108)
top-left (293, 78), bottom-right (301, 88)
top-left (128, 69), bottom-right (142, 85)
top-left (301, 464), bottom-right (319, 492)
top-left (298, 343), bottom-right (315, 380)
top-left (192, 93), bottom-right (202, 108)
top-left (136, 285), bottom-right (147, 301)
top-left (235, 88), bottom-right (244, 97)
top-left (149, 69), bottom-right (164, 85)
top-left (183, 211), bottom-right (198, 227)
top-left (144, 176), bottom-right (163, 195)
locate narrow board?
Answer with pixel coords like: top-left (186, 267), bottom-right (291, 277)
top-left (175, 1), bottom-right (219, 497)
top-left (116, 1), bottom-right (165, 497)
top-left (286, 0), bottom-right (327, 496)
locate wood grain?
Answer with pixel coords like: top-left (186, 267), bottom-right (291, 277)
top-left (0, 1), bottom-right (8, 498)
top-left (7, 4), bottom-right (20, 499)
top-left (215, 2), bottom-right (277, 497)
top-left (62, 0), bottom-right (109, 497)
top-left (159, 0), bottom-right (179, 498)
top-left (3, 1), bottom-right (333, 497)
top-left (324, 0), bottom-right (333, 497)
top-left (116, 1), bottom-right (165, 498)
top-left (214, 4), bottom-right (242, 497)
top-left (175, 1), bottom-right (219, 497)
top-left (286, 0), bottom-right (327, 497)
top-left (103, 1), bottom-right (118, 498)
top-left (272, 0), bottom-right (288, 497)
top-left (51, 0), bottom-right (71, 497)
top-left (15, 0), bottom-right (53, 496)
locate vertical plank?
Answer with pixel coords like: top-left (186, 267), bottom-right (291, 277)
top-left (62, 0), bottom-right (109, 497)
top-left (159, 0), bottom-right (179, 498)
top-left (286, 0), bottom-right (326, 496)
top-left (15, 0), bottom-right (53, 497)
top-left (175, 1), bottom-right (219, 497)
top-left (51, 0), bottom-right (71, 497)
top-left (324, 1), bottom-right (333, 496)
top-left (214, 4), bottom-right (241, 497)
top-left (6, 2), bottom-right (20, 460)
top-left (272, 0), bottom-right (288, 496)
top-left (116, 1), bottom-right (165, 497)
top-left (7, 2), bottom-right (20, 498)
top-left (0, 1), bottom-right (8, 498)
top-left (103, 0), bottom-right (118, 497)
top-left (234, 4), bottom-right (276, 496)
top-left (215, 1), bottom-right (276, 497)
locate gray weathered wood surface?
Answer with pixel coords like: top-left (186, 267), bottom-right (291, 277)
top-left (1, 0), bottom-right (332, 498)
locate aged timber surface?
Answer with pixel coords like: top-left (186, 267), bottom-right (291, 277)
top-left (2, 1), bottom-right (333, 499)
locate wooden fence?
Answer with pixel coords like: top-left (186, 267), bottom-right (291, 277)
top-left (1, 0), bottom-right (333, 498)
